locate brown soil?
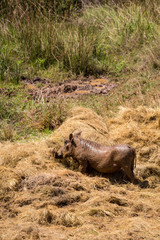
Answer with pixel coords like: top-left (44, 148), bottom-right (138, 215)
top-left (22, 77), bottom-right (117, 100)
top-left (0, 107), bottom-right (160, 240)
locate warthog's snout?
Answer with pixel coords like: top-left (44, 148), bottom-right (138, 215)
top-left (53, 139), bottom-right (73, 159)
top-left (52, 149), bottom-right (63, 159)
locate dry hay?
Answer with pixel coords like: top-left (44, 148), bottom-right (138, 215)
top-left (0, 141), bottom-right (55, 203)
top-left (108, 106), bottom-right (160, 152)
top-left (0, 141), bottom-right (54, 174)
top-left (48, 106), bottom-right (109, 150)
top-left (38, 208), bottom-right (81, 227)
top-left (0, 166), bottom-right (23, 199)
top-left (0, 106), bottom-right (160, 240)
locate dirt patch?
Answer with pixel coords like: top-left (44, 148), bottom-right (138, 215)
top-left (23, 77), bottom-right (117, 100)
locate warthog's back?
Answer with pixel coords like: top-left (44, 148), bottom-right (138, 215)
top-left (74, 139), bottom-right (136, 175)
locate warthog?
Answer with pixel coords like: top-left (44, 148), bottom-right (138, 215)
top-left (54, 132), bottom-right (136, 183)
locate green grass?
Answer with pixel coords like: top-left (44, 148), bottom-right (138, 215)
top-left (0, 1), bottom-right (160, 80)
top-left (0, 83), bottom-right (68, 141)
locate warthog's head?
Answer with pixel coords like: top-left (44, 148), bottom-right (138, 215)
top-left (54, 132), bottom-right (81, 159)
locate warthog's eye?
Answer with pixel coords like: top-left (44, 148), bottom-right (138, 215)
top-left (64, 140), bottom-right (69, 145)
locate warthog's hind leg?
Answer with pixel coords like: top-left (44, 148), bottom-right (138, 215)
top-left (121, 166), bottom-right (136, 183)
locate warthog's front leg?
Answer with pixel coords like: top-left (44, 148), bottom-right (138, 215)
top-left (78, 160), bottom-right (88, 174)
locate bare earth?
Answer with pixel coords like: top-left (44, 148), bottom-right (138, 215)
top-left (23, 77), bottom-right (117, 100)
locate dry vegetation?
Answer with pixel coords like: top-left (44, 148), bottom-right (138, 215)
top-left (0, 107), bottom-right (160, 240)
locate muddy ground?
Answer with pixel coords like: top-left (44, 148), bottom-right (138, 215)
top-left (0, 106), bottom-right (160, 240)
top-left (22, 77), bottom-right (117, 100)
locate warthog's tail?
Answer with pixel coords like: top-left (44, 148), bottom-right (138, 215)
top-left (131, 148), bottom-right (136, 171)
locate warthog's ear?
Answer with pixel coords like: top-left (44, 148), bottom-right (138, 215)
top-left (71, 139), bottom-right (77, 147)
top-left (75, 131), bottom-right (82, 137)
top-left (69, 133), bottom-right (73, 141)
top-left (69, 133), bottom-right (76, 147)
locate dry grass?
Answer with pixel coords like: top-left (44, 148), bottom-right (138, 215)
top-left (0, 106), bottom-right (160, 240)
top-left (108, 106), bottom-right (160, 169)
top-left (48, 106), bottom-right (109, 149)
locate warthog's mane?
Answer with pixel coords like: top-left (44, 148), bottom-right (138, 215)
top-left (79, 138), bottom-right (103, 151)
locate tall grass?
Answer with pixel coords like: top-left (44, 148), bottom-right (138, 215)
top-left (82, 4), bottom-right (159, 74)
top-left (0, 0), bottom-right (160, 81)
